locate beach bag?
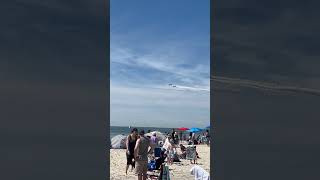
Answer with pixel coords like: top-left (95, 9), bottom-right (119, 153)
top-left (148, 160), bottom-right (156, 171)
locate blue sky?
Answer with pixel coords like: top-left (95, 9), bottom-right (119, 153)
top-left (110, 0), bottom-right (210, 128)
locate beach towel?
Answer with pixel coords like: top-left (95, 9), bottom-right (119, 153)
top-left (186, 146), bottom-right (197, 160)
top-left (190, 165), bottom-right (210, 180)
top-left (161, 165), bottom-right (171, 180)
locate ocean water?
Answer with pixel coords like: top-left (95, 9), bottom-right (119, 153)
top-left (110, 126), bottom-right (174, 139)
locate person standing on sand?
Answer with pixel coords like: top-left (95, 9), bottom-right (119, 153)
top-left (134, 130), bottom-right (152, 180)
top-left (188, 132), bottom-right (192, 140)
top-left (174, 131), bottom-right (179, 145)
top-left (163, 136), bottom-right (171, 151)
top-left (205, 129), bottom-right (210, 146)
top-left (150, 132), bottom-right (158, 148)
top-left (126, 128), bottom-right (138, 174)
top-left (192, 132), bottom-right (196, 144)
top-left (171, 128), bottom-right (175, 139)
top-left (166, 141), bottom-right (174, 165)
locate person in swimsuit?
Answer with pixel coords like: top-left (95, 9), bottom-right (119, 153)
top-left (134, 130), bottom-right (152, 180)
top-left (126, 128), bottom-right (138, 174)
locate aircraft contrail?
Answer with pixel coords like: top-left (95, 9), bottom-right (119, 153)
top-left (211, 75), bottom-right (320, 96)
top-left (168, 83), bottom-right (209, 92)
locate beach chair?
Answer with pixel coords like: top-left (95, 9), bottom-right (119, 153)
top-left (186, 146), bottom-right (197, 161)
top-left (154, 147), bottom-right (161, 158)
top-left (147, 160), bottom-right (162, 179)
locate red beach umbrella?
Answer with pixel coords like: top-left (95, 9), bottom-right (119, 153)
top-left (177, 127), bottom-right (189, 131)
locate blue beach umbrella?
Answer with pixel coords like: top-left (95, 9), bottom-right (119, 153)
top-left (187, 128), bottom-right (203, 133)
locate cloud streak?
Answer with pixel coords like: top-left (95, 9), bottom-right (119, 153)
top-left (211, 76), bottom-right (320, 96)
top-left (111, 42), bottom-right (209, 87)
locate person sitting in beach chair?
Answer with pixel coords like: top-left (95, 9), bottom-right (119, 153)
top-left (172, 150), bottom-right (181, 162)
top-left (178, 144), bottom-right (187, 159)
top-left (155, 151), bottom-right (166, 170)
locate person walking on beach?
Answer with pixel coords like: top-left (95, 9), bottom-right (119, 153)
top-left (150, 132), bottom-right (158, 147)
top-left (134, 130), bottom-right (152, 180)
top-left (126, 128), bottom-right (138, 174)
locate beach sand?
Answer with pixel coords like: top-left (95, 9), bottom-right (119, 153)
top-left (110, 144), bottom-right (210, 180)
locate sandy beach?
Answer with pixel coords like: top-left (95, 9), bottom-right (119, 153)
top-left (110, 144), bottom-right (210, 180)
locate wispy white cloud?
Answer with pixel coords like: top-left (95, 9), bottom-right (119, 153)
top-left (111, 40), bottom-right (210, 88)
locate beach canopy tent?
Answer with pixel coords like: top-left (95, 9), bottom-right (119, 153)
top-left (145, 131), bottom-right (166, 141)
top-left (111, 134), bottom-right (127, 149)
top-left (187, 128), bottom-right (203, 133)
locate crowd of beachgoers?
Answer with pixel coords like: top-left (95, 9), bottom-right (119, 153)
top-left (110, 128), bottom-right (210, 180)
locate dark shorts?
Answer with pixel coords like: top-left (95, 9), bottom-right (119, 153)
top-left (126, 152), bottom-right (135, 166)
